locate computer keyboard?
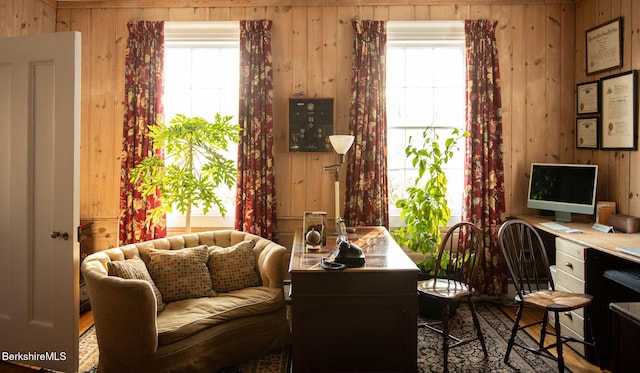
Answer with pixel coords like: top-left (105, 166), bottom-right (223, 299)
top-left (539, 221), bottom-right (571, 231)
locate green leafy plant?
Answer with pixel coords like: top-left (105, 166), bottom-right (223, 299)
top-left (130, 113), bottom-right (240, 233)
top-left (392, 126), bottom-right (469, 274)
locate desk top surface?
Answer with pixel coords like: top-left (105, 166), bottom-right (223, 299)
top-left (288, 226), bottom-right (418, 273)
top-left (519, 214), bottom-right (640, 265)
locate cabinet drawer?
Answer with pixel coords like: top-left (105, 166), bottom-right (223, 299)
top-left (559, 310), bottom-right (584, 337)
top-left (556, 250), bottom-right (585, 280)
top-left (556, 283), bottom-right (584, 317)
top-left (560, 319), bottom-right (586, 356)
top-left (556, 238), bottom-right (587, 260)
top-left (555, 269), bottom-right (585, 293)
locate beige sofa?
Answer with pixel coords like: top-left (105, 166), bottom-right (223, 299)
top-left (81, 230), bottom-right (291, 373)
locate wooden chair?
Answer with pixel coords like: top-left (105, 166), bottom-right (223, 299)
top-left (417, 222), bottom-right (488, 373)
top-left (497, 219), bottom-right (600, 372)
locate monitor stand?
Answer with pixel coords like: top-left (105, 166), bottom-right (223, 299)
top-left (554, 211), bottom-right (572, 222)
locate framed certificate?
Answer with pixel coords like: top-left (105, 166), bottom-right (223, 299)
top-left (586, 17), bottom-right (623, 75)
top-left (576, 117), bottom-right (599, 149)
top-left (577, 81), bottom-right (599, 114)
top-left (600, 70), bottom-right (638, 150)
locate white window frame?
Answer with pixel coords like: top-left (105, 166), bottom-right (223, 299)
top-left (163, 22), bottom-right (240, 229)
top-left (386, 21), bottom-right (466, 229)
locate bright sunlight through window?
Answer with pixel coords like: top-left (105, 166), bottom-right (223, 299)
top-left (164, 22), bottom-right (240, 228)
top-left (387, 21), bottom-right (466, 228)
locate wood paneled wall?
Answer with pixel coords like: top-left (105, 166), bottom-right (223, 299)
top-left (4, 0), bottom-right (639, 260)
top-left (574, 0), bottom-right (640, 218)
top-left (0, 0), bottom-right (56, 37)
top-left (49, 0), bottom-right (580, 250)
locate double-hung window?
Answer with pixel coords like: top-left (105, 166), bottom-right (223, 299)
top-left (386, 21), bottom-right (466, 228)
top-left (163, 22), bottom-right (240, 228)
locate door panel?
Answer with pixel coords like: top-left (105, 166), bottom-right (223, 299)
top-left (0, 31), bottom-right (81, 373)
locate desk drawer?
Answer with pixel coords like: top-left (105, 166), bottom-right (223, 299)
top-left (559, 310), bottom-right (585, 337)
top-left (556, 250), bottom-right (585, 280)
top-left (555, 269), bottom-right (585, 293)
top-left (556, 238), bottom-right (587, 260)
top-left (560, 318), bottom-right (586, 356)
top-left (556, 283), bottom-right (584, 317)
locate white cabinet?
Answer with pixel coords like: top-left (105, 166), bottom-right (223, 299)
top-left (555, 237), bottom-right (587, 355)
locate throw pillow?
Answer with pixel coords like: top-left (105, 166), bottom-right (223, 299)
top-left (147, 246), bottom-right (215, 302)
top-left (208, 240), bottom-right (260, 292)
top-left (107, 258), bottom-right (165, 312)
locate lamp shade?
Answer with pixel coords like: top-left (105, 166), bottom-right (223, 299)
top-left (329, 135), bottom-right (355, 155)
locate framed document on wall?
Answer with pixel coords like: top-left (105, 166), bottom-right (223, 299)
top-left (576, 117), bottom-right (599, 149)
top-left (577, 81), bottom-right (599, 114)
top-left (586, 17), bottom-right (623, 75)
top-left (600, 70), bottom-right (637, 150)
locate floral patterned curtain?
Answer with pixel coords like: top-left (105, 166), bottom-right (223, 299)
top-left (235, 19), bottom-right (277, 240)
top-left (118, 21), bottom-right (166, 245)
top-left (463, 20), bottom-right (507, 296)
top-left (344, 20), bottom-right (389, 228)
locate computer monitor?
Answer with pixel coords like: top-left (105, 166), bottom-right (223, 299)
top-left (527, 163), bottom-right (598, 222)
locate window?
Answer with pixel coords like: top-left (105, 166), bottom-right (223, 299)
top-left (163, 22), bottom-right (240, 228)
top-left (386, 21), bottom-right (466, 228)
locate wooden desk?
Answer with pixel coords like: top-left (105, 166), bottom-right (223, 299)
top-left (288, 226), bottom-right (418, 373)
top-left (519, 215), bottom-right (640, 371)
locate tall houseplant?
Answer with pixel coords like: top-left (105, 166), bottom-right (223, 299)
top-left (392, 126), bottom-right (469, 275)
top-left (130, 113), bottom-right (240, 233)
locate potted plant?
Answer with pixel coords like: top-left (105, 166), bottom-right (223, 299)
top-left (392, 126), bottom-right (469, 317)
top-left (130, 113), bottom-right (240, 233)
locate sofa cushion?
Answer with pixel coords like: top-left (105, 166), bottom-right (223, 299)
top-left (148, 246), bottom-right (215, 302)
top-left (208, 240), bottom-right (260, 292)
top-left (156, 286), bottom-right (284, 345)
top-left (107, 258), bottom-right (166, 312)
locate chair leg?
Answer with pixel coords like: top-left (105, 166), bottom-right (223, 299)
top-left (540, 309), bottom-right (549, 349)
top-left (504, 303), bottom-right (524, 364)
top-left (442, 302), bottom-right (450, 373)
top-left (468, 299), bottom-right (488, 357)
top-left (554, 313), bottom-right (565, 372)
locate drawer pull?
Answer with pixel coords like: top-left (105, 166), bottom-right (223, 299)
top-left (564, 312), bottom-right (572, 319)
top-left (564, 262), bottom-right (573, 269)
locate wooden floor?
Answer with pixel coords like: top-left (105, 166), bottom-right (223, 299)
top-left (0, 305), bottom-right (604, 372)
top-left (500, 303), bottom-right (605, 373)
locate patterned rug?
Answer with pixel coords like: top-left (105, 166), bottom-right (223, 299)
top-left (78, 325), bottom-right (290, 373)
top-left (418, 301), bottom-right (559, 372)
top-left (79, 302), bottom-right (556, 373)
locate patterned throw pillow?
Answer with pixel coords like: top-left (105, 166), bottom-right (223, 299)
top-left (147, 246), bottom-right (215, 302)
top-left (208, 240), bottom-right (260, 292)
top-left (107, 258), bottom-right (165, 312)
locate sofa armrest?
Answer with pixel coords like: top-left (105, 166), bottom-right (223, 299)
top-left (82, 262), bottom-right (158, 360)
top-left (256, 243), bottom-right (286, 289)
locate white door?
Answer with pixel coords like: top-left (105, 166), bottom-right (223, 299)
top-left (0, 31), bottom-right (81, 373)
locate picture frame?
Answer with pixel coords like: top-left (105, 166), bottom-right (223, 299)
top-left (586, 17), bottom-right (623, 75)
top-left (576, 81), bottom-right (599, 114)
top-left (576, 116), bottom-right (599, 149)
top-left (600, 70), bottom-right (638, 150)
top-left (288, 98), bottom-right (334, 152)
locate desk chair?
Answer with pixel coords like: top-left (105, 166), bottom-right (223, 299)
top-left (497, 219), bottom-right (599, 372)
top-left (417, 222), bottom-right (488, 373)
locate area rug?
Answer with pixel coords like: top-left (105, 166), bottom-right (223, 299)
top-left (79, 302), bottom-right (557, 373)
top-left (418, 301), bottom-right (559, 372)
top-left (78, 325), bottom-right (290, 373)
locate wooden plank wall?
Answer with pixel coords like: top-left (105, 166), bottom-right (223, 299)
top-left (0, 0), bottom-right (56, 37)
top-left (575, 0), bottom-right (640, 217)
top-left (4, 0), bottom-right (640, 266)
top-left (49, 0), bottom-right (581, 251)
